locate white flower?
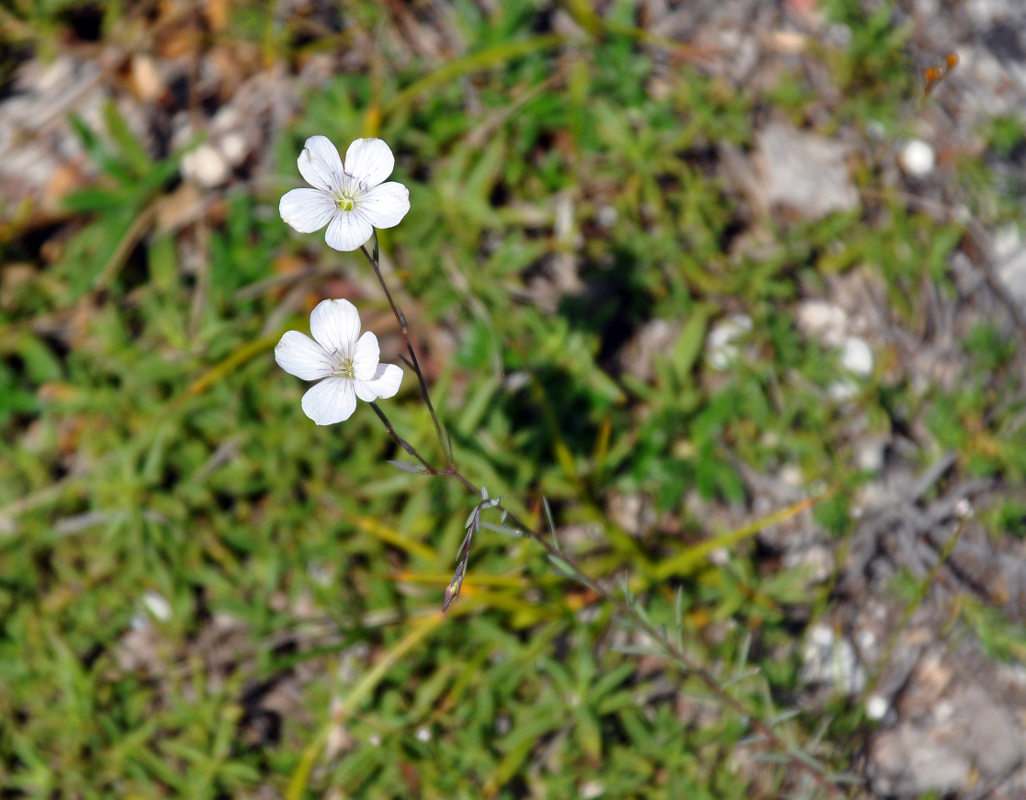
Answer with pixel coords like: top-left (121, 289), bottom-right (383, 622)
top-left (279, 135), bottom-right (410, 252)
top-left (275, 299), bottom-right (403, 425)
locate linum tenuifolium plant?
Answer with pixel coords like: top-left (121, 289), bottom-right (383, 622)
top-left (274, 135), bottom-right (843, 794)
top-left (275, 134), bottom-right (503, 610)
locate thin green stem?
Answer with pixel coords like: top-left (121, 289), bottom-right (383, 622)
top-left (368, 402), bottom-right (434, 473)
top-left (359, 241), bottom-right (452, 466)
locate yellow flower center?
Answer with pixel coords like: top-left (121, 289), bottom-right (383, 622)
top-left (332, 355), bottom-right (355, 379)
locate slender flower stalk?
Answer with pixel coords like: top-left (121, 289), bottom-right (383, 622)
top-left (359, 239), bottom-right (452, 466)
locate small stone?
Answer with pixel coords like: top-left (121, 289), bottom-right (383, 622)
top-left (856, 629), bottom-right (877, 651)
top-left (756, 122), bottom-right (859, 219)
top-left (220, 132), bottom-right (249, 166)
top-left (808, 623), bottom-right (834, 648)
top-left (855, 437), bottom-right (886, 472)
top-left (960, 685), bottom-right (1023, 774)
top-left (796, 299), bottom-right (848, 347)
top-left (900, 138), bottom-right (936, 177)
top-left (778, 463), bottom-right (804, 487)
top-left (869, 681), bottom-right (1025, 795)
top-left (800, 623), bottom-right (866, 695)
top-left (840, 336), bottom-right (873, 377)
top-left (580, 781), bottom-right (604, 799)
top-left (181, 143), bottom-right (231, 188)
top-left (131, 54), bottom-right (164, 102)
top-left (866, 694), bottom-right (888, 720)
top-left (870, 726), bottom-right (968, 795)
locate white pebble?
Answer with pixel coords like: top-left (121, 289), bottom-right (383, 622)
top-left (800, 623), bottom-right (866, 695)
top-left (796, 299), bottom-right (848, 347)
top-left (856, 629), bottom-right (877, 651)
top-left (808, 623), bottom-right (834, 648)
top-left (219, 132), bottom-right (249, 166)
top-left (181, 143), bottom-right (231, 188)
top-left (778, 463), bottom-right (804, 488)
top-left (856, 438), bottom-right (885, 472)
top-left (866, 694), bottom-right (889, 720)
top-left (901, 139), bottom-right (936, 177)
top-left (580, 781), bottom-right (605, 799)
top-left (840, 336), bottom-right (873, 377)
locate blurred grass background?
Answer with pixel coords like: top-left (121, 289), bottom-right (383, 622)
top-left (2, 0), bottom-right (1026, 797)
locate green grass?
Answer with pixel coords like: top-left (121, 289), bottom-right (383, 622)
top-left (2, 1), bottom-right (1025, 797)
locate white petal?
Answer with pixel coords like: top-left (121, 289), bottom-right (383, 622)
top-left (353, 378), bottom-right (379, 402)
top-left (298, 135), bottom-right (344, 192)
top-left (324, 210), bottom-right (373, 252)
top-left (279, 188), bottom-right (337, 233)
top-left (360, 362), bottom-right (403, 400)
top-left (352, 331), bottom-right (380, 381)
top-left (301, 377), bottom-right (357, 425)
top-left (344, 138), bottom-right (395, 188)
top-left (357, 182), bottom-right (410, 230)
top-left (274, 330), bottom-right (333, 380)
top-left (310, 298), bottom-right (360, 355)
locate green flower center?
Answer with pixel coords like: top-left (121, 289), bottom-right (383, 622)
top-left (337, 193), bottom-right (357, 212)
top-left (332, 355), bottom-right (356, 379)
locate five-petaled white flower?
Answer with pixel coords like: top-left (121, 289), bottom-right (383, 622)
top-left (275, 299), bottom-right (403, 425)
top-left (279, 136), bottom-right (410, 252)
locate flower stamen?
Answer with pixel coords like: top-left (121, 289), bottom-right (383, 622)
top-left (333, 355), bottom-right (356, 379)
